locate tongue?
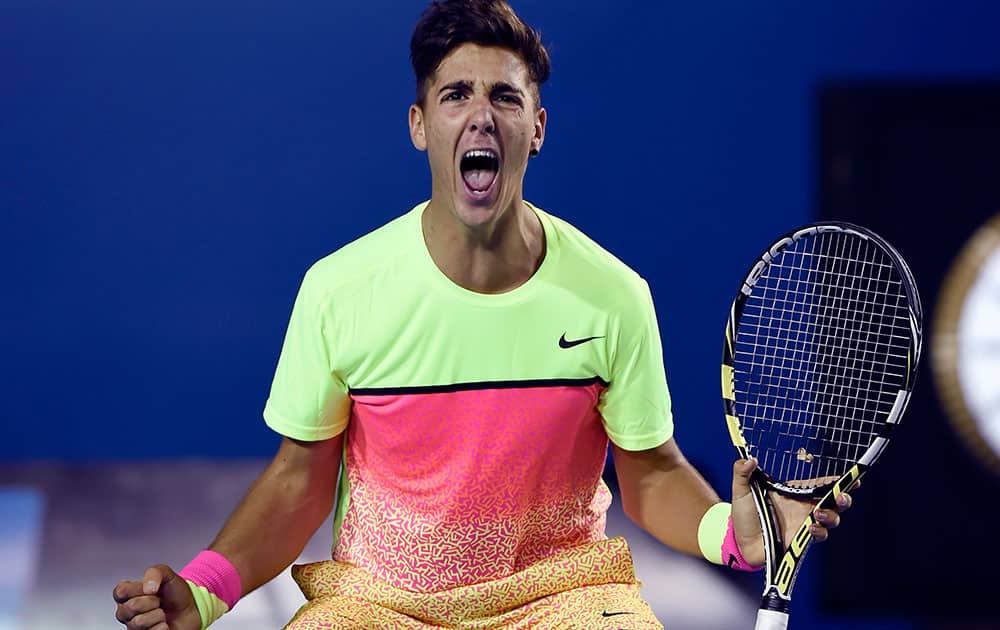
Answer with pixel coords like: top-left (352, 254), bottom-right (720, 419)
top-left (462, 169), bottom-right (496, 192)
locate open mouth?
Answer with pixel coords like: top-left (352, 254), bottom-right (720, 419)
top-left (460, 149), bottom-right (500, 194)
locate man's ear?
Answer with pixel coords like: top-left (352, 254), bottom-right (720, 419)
top-left (409, 104), bottom-right (427, 151)
top-left (531, 107), bottom-right (547, 156)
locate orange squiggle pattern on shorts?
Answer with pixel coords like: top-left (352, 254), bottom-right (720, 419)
top-left (286, 537), bottom-right (663, 629)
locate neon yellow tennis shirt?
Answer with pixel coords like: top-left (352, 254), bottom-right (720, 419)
top-left (264, 201), bottom-right (673, 592)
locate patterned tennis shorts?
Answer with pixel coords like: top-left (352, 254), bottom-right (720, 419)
top-left (284, 536), bottom-right (663, 629)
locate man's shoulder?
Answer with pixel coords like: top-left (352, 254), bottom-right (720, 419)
top-left (302, 204), bottom-right (423, 295)
top-left (539, 205), bottom-right (645, 289)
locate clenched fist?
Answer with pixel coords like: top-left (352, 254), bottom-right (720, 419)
top-left (113, 564), bottom-right (200, 630)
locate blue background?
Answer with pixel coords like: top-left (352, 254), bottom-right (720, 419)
top-left (2, 1), bottom-right (999, 625)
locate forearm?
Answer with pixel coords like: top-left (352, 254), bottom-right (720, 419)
top-left (614, 441), bottom-right (721, 557)
top-left (207, 438), bottom-right (340, 595)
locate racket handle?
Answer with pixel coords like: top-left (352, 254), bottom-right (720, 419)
top-left (754, 609), bottom-right (789, 630)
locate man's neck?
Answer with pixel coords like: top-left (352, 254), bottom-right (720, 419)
top-left (421, 199), bottom-right (545, 294)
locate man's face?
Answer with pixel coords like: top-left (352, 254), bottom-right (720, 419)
top-left (409, 43), bottom-right (546, 228)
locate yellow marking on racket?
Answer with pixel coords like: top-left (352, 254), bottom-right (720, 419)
top-left (726, 414), bottom-right (746, 448)
top-left (721, 364), bottom-right (735, 400)
top-left (833, 464), bottom-right (861, 500)
top-left (776, 555), bottom-right (796, 592)
top-left (790, 519), bottom-right (812, 556)
top-left (774, 519), bottom-right (813, 593)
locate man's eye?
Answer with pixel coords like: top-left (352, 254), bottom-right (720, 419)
top-left (495, 94), bottom-right (520, 105)
top-left (443, 92), bottom-right (465, 101)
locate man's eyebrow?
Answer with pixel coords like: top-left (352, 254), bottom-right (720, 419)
top-left (438, 80), bottom-right (472, 94)
top-left (436, 80), bottom-right (526, 97)
top-left (490, 82), bottom-right (524, 96)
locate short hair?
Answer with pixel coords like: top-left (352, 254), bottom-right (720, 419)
top-left (410, 0), bottom-right (551, 107)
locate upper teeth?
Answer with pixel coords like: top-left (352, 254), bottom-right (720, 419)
top-left (464, 149), bottom-right (498, 160)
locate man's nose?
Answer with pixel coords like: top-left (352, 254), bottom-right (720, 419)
top-left (468, 99), bottom-right (495, 135)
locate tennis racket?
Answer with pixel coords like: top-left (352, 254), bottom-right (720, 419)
top-left (721, 222), bottom-right (923, 629)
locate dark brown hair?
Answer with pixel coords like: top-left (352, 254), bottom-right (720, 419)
top-left (410, 0), bottom-right (551, 107)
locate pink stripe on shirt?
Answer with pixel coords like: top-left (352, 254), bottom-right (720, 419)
top-left (334, 382), bottom-right (612, 592)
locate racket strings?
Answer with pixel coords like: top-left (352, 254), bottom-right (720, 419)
top-left (795, 234), bottom-right (880, 476)
top-left (768, 234), bottom-right (905, 481)
top-left (734, 231), bottom-right (912, 487)
top-left (785, 232), bottom-right (900, 481)
top-left (810, 235), bottom-right (901, 476)
top-left (737, 310), bottom-right (911, 344)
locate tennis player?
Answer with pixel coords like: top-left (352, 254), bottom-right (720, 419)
top-left (113, 1), bottom-right (853, 628)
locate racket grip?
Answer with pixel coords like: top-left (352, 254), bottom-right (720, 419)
top-left (754, 609), bottom-right (789, 630)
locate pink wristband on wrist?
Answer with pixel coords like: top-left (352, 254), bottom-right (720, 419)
top-left (721, 516), bottom-right (764, 572)
top-left (178, 550), bottom-right (242, 609)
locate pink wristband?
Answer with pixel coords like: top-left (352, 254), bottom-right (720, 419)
top-left (178, 550), bottom-right (242, 609)
top-left (721, 516), bottom-right (764, 572)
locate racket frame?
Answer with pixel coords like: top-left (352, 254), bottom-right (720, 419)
top-left (720, 222), bottom-right (923, 627)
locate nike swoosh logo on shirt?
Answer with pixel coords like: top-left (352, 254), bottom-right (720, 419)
top-left (559, 333), bottom-right (605, 349)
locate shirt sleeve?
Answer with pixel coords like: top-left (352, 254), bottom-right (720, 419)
top-left (598, 278), bottom-right (674, 451)
top-left (262, 267), bottom-right (351, 441)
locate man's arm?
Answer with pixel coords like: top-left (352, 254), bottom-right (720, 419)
top-left (612, 438), bottom-right (852, 567)
top-left (211, 433), bottom-right (343, 593)
top-left (611, 438), bottom-right (721, 557)
top-left (114, 434), bottom-right (343, 629)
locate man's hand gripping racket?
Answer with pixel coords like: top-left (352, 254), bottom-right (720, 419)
top-left (721, 223), bottom-right (923, 629)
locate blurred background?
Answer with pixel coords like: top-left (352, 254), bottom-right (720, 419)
top-left (2, 1), bottom-right (999, 628)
